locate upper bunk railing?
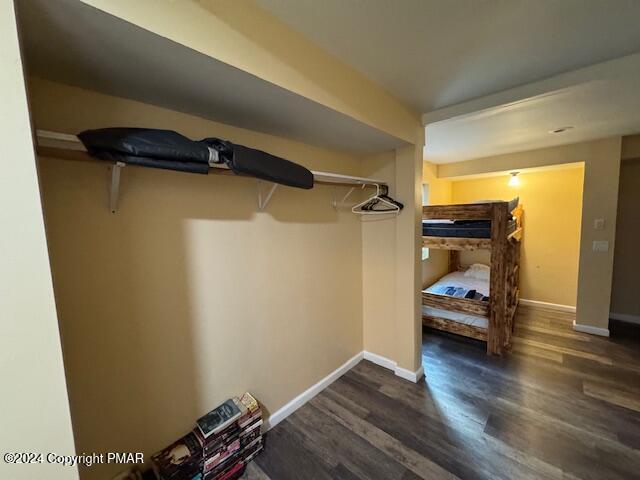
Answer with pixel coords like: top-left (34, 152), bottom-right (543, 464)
top-left (422, 202), bottom-right (492, 221)
top-left (422, 201), bottom-right (523, 251)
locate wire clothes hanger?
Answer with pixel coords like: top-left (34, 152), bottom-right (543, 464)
top-left (352, 184), bottom-right (403, 215)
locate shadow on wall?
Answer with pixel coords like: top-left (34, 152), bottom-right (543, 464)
top-left (113, 163), bottom-right (352, 224)
top-left (39, 158), bottom-right (363, 479)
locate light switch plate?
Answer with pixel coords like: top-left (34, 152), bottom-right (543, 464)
top-left (593, 240), bottom-right (609, 252)
top-left (594, 219), bottom-right (605, 230)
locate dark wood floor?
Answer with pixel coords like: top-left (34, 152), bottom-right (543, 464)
top-left (246, 306), bottom-right (640, 479)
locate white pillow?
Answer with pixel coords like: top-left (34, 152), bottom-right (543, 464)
top-left (464, 263), bottom-right (490, 281)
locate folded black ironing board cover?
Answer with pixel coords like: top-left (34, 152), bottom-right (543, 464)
top-left (78, 128), bottom-right (314, 189)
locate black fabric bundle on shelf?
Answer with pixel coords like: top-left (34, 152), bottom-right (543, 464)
top-left (78, 128), bottom-right (314, 189)
top-left (79, 128), bottom-right (212, 173)
top-left (225, 144), bottom-right (312, 189)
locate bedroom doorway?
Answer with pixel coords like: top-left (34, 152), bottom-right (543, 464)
top-left (421, 163), bottom-right (586, 352)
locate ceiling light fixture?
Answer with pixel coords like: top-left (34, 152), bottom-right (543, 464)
top-left (508, 171), bottom-right (520, 187)
top-left (549, 126), bottom-right (574, 134)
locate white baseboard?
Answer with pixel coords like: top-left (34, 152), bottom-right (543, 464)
top-left (520, 298), bottom-right (576, 313)
top-left (264, 351), bottom-right (363, 431)
top-left (610, 312), bottom-right (640, 325)
top-left (363, 351), bottom-right (425, 383)
top-left (363, 351), bottom-right (397, 371)
top-left (395, 364), bottom-right (425, 383)
top-left (265, 349), bottom-right (425, 431)
top-left (573, 320), bottom-right (610, 337)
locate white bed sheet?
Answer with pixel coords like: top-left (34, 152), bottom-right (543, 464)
top-left (422, 271), bottom-right (489, 329)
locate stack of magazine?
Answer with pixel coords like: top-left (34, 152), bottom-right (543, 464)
top-left (152, 392), bottom-right (263, 480)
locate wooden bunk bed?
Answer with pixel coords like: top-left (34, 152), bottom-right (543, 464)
top-left (421, 201), bottom-right (523, 355)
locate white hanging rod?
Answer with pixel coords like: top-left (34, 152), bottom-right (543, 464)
top-left (35, 130), bottom-right (388, 213)
top-left (35, 130), bottom-right (387, 187)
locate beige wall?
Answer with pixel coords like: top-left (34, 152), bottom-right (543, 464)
top-left (79, 0), bottom-right (418, 143)
top-left (362, 152), bottom-right (397, 361)
top-left (611, 158), bottom-right (640, 318)
top-left (394, 142), bottom-right (424, 371)
top-left (0, 5), bottom-right (77, 480)
top-left (361, 142), bottom-right (426, 374)
top-left (451, 167), bottom-right (585, 307)
top-left (438, 139), bottom-right (622, 332)
top-left (30, 78), bottom-right (366, 480)
top-left (575, 138), bottom-right (621, 331)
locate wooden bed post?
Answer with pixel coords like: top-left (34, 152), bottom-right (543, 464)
top-left (488, 202), bottom-right (508, 355)
top-left (448, 251), bottom-right (460, 273)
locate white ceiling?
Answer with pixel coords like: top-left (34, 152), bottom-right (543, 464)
top-left (16, 0), bottom-right (408, 155)
top-left (257, 0), bottom-right (640, 114)
top-left (424, 53), bottom-right (640, 163)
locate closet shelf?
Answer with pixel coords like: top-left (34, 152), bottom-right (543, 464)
top-left (35, 130), bottom-right (387, 213)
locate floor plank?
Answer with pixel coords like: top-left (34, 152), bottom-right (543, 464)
top-left (583, 380), bottom-right (640, 413)
top-left (252, 309), bottom-right (640, 479)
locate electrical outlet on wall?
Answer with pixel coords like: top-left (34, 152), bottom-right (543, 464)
top-left (594, 218), bottom-right (605, 230)
top-left (593, 240), bottom-right (609, 252)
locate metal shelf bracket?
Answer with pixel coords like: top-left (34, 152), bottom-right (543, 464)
top-left (257, 181), bottom-right (279, 211)
top-left (331, 184), bottom-right (364, 210)
top-left (109, 162), bottom-right (125, 214)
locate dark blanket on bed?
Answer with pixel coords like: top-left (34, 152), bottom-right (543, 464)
top-left (422, 219), bottom-right (516, 238)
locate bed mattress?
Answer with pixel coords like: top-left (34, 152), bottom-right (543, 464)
top-left (422, 271), bottom-right (489, 329)
top-left (422, 219), bottom-right (516, 238)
